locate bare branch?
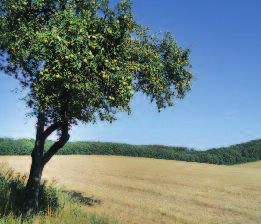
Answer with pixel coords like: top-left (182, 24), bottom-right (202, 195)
top-left (42, 122), bottom-right (61, 141)
top-left (41, 123), bottom-right (69, 167)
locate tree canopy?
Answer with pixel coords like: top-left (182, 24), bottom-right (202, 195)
top-left (0, 0), bottom-right (193, 129)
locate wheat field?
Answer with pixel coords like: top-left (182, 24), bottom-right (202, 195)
top-left (0, 155), bottom-right (260, 224)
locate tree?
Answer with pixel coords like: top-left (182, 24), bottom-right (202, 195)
top-left (0, 0), bottom-right (194, 216)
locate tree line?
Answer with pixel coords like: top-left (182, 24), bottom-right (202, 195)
top-left (1, 137), bottom-right (260, 165)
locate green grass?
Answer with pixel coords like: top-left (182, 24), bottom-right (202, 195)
top-left (0, 163), bottom-right (120, 224)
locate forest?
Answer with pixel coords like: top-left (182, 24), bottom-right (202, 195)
top-left (0, 137), bottom-right (260, 165)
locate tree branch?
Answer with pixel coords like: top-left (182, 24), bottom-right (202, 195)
top-left (41, 123), bottom-right (70, 167)
top-left (42, 122), bottom-right (61, 141)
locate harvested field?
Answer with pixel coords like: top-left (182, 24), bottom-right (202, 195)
top-left (0, 155), bottom-right (260, 224)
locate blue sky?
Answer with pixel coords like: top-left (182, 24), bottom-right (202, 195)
top-left (0, 0), bottom-right (260, 150)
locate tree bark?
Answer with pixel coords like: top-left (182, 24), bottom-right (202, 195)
top-left (22, 113), bottom-right (70, 216)
top-left (23, 111), bottom-right (45, 217)
top-left (22, 147), bottom-right (44, 217)
top-left (42, 123), bottom-right (69, 167)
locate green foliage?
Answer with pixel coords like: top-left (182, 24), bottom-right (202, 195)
top-left (1, 138), bottom-right (260, 165)
top-left (0, 138), bottom-right (35, 155)
top-left (0, 0), bottom-right (193, 127)
top-left (204, 139), bottom-right (261, 165)
top-left (0, 163), bottom-right (58, 217)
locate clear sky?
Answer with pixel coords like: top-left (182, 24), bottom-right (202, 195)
top-left (0, 0), bottom-right (260, 151)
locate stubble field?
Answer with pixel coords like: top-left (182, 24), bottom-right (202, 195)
top-left (0, 155), bottom-right (260, 224)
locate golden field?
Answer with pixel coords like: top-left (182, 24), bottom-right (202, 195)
top-left (0, 155), bottom-right (260, 224)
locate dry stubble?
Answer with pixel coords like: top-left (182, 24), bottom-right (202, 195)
top-left (0, 155), bottom-right (260, 224)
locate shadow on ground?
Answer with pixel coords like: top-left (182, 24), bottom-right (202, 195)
top-left (61, 190), bottom-right (103, 206)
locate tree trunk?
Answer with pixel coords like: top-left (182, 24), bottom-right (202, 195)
top-left (23, 145), bottom-right (44, 217)
top-left (22, 112), bottom-right (70, 216)
top-left (23, 111), bottom-right (45, 217)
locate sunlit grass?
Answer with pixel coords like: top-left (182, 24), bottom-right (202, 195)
top-left (0, 155), bottom-right (261, 223)
top-left (0, 162), bottom-right (120, 224)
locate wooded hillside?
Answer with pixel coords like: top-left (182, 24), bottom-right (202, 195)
top-left (0, 137), bottom-right (260, 165)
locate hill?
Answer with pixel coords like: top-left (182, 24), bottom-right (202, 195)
top-left (0, 137), bottom-right (260, 165)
